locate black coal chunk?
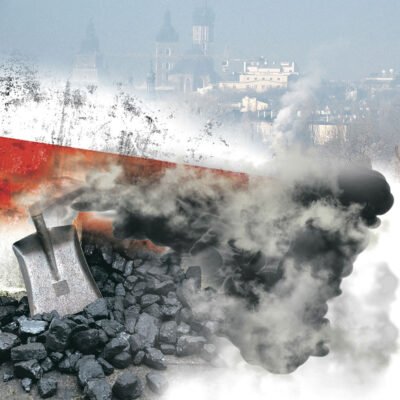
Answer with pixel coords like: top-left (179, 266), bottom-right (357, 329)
top-left (134, 313), bottom-right (159, 347)
top-left (144, 348), bottom-right (167, 370)
top-left (97, 357), bottom-right (114, 375)
top-left (151, 280), bottom-right (176, 296)
top-left (110, 351), bottom-right (132, 369)
top-left (18, 316), bottom-right (48, 336)
top-left (95, 319), bottom-right (124, 338)
top-left (103, 337), bottom-right (129, 360)
top-left (84, 299), bottom-right (109, 320)
top-left (160, 344), bottom-right (175, 355)
top-left (146, 371), bottom-right (169, 394)
top-left (77, 358), bottom-right (105, 388)
top-left (0, 305), bottom-right (17, 325)
top-left (3, 368), bottom-right (14, 382)
top-left (38, 377), bottom-right (58, 398)
top-left (140, 294), bottom-right (160, 308)
top-left (49, 352), bottom-right (63, 364)
top-left (40, 357), bottom-right (54, 373)
top-left (21, 377), bottom-right (32, 392)
top-left (0, 332), bottom-right (20, 361)
top-left (3, 321), bottom-right (19, 335)
top-left (14, 359), bottom-right (43, 380)
top-left (46, 319), bottom-right (71, 352)
top-left (84, 378), bottom-right (112, 400)
top-left (176, 336), bottom-right (206, 357)
top-left (72, 329), bottom-right (100, 354)
top-left (159, 321), bottom-right (177, 344)
top-left (132, 350), bottom-right (145, 365)
top-left (11, 342), bottom-right (47, 362)
top-left (128, 334), bottom-right (146, 354)
top-left (112, 372), bottom-right (142, 400)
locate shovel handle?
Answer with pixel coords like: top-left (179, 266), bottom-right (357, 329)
top-left (31, 213), bottom-right (61, 282)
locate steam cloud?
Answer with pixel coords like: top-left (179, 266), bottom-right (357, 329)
top-left (71, 154), bottom-right (394, 374)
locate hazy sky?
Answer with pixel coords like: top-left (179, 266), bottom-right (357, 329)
top-left (0, 0), bottom-right (399, 80)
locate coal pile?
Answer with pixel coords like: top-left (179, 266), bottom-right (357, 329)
top-left (0, 243), bottom-right (220, 398)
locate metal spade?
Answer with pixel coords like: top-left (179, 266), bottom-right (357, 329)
top-left (12, 193), bottom-right (101, 317)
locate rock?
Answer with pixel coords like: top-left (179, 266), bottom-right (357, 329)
top-left (134, 313), bottom-right (159, 346)
top-left (176, 322), bottom-right (191, 336)
top-left (103, 337), bottom-right (129, 360)
top-left (38, 377), bottom-right (58, 398)
top-left (144, 348), bottom-right (167, 370)
top-left (128, 334), bottom-right (146, 354)
top-left (91, 265), bottom-right (109, 286)
top-left (57, 352), bottom-right (81, 374)
top-left (178, 308), bottom-right (193, 324)
top-left (77, 358), bottom-right (105, 387)
top-left (72, 329), bottom-right (100, 354)
top-left (41, 311), bottom-right (60, 323)
top-left (140, 294), bottom-right (160, 308)
top-left (95, 320), bottom-right (124, 338)
top-left (110, 351), bottom-right (131, 369)
top-left (98, 329), bottom-right (109, 346)
top-left (49, 352), bottom-right (63, 364)
top-left (132, 350), bottom-right (145, 365)
top-left (3, 321), bottom-right (19, 335)
top-left (3, 368), bottom-right (14, 382)
top-left (11, 342), bottom-right (47, 362)
top-left (132, 282), bottom-right (147, 297)
top-left (112, 254), bottom-right (127, 272)
top-left (40, 357), bottom-right (54, 373)
top-left (0, 296), bottom-right (18, 306)
top-left (97, 357), bottom-right (114, 375)
top-left (112, 372), bottom-right (142, 400)
top-left (124, 260), bottom-right (134, 277)
top-left (21, 377), bottom-right (32, 392)
top-left (114, 283), bottom-right (125, 297)
top-left (142, 303), bottom-right (162, 319)
top-left (201, 343), bottom-right (217, 361)
top-left (202, 321), bottom-right (219, 337)
top-left (123, 294), bottom-right (137, 309)
top-left (84, 378), bottom-right (112, 400)
top-left (146, 371), bottom-right (169, 394)
top-left (101, 245), bottom-right (113, 265)
top-left (46, 319), bottom-right (71, 352)
top-left (160, 344), bottom-right (175, 355)
top-left (186, 266), bottom-right (202, 289)
top-left (84, 299), bottom-right (109, 320)
top-left (151, 280), bottom-right (176, 296)
top-left (159, 321), bottom-right (177, 344)
top-left (0, 332), bottom-right (20, 361)
top-left (123, 276), bottom-right (138, 291)
top-left (18, 317), bottom-right (48, 336)
top-left (102, 280), bottom-right (116, 297)
top-left (0, 305), bottom-right (17, 325)
top-left (14, 359), bottom-right (43, 380)
top-left (176, 336), bottom-right (206, 357)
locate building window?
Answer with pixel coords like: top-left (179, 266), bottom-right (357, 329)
top-left (165, 48), bottom-right (171, 56)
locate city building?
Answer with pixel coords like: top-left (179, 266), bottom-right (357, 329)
top-left (218, 58), bottom-right (299, 92)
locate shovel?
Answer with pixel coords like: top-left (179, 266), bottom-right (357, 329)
top-left (12, 190), bottom-right (102, 317)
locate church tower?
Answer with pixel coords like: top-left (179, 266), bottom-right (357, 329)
top-left (71, 21), bottom-right (103, 86)
top-left (155, 11), bottom-right (179, 87)
top-left (192, 5), bottom-right (215, 56)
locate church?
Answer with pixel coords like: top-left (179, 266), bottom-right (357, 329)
top-left (155, 6), bottom-right (218, 94)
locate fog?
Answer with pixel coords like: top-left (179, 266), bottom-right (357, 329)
top-left (1, 0), bottom-right (400, 80)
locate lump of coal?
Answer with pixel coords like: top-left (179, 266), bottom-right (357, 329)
top-left (14, 359), bottom-right (43, 380)
top-left (159, 321), bottom-right (177, 344)
top-left (84, 299), bottom-right (109, 320)
top-left (38, 377), bottom-right (58, 398)
top-left (176, 336), bottom-right (206, 357)
top-left (77, 358), bottom-right (105, 387)
top-left (146, 371), bottom-right (168, 394)
top-left (110, 351), bottom-right (132, 369)
top-left (84, 378), bottom-right (112, 400)
top-left (134, 313), bottom-right (159, 347)
top-left (18, 317), bottom-right (48, 336)
top-left (97, 357), bottom-right (114, 375)
top-left (11, 342), bottom-right (47, 362)
top-left (112, 372), bottom-right (142, 400)
top-left (21, 377), bottom-right (32, 392)
top-left (0, 332), bottom-right (20, 361)
top-left (72, 329), bottom-right (100, 354)
top-left (144, 348), bottom-right (167, 370)
top-left (103, 337), bottom-right (129, 360)
top-left (45, 319), bottom-right (71, 352)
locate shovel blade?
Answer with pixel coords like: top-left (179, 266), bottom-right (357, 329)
top-left (13, 225), bottom-right (101, 317)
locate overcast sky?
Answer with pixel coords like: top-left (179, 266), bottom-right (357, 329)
top-left (0, 0), bottom-right (399, 80)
